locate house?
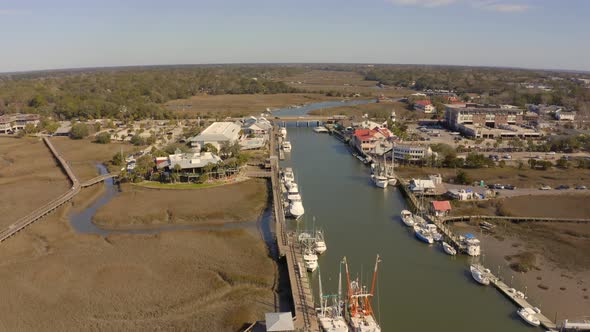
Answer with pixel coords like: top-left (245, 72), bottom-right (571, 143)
top-left (555, 110), bottom-right (576, 121)
top-left (241, 116), bottom-right (272, 135)
top-left (431, 200), bottom-right (452, 217)
top-left (414, 100), bottom-right (435, 113)
top-left (446, 189), bottom-right (475, 201)
top-left (189, 122), bottom-right (241, 151)
top-left (409, 178), bottom-right (436, 195)
top-left (352, 127), bottom-right (393, 154)
top-left (156, 150), bottom-right (222, 173)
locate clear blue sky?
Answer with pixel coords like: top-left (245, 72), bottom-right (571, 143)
top-left (0, 0), bottom-right (588, 72)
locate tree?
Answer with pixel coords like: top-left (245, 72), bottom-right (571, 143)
top-left (70, 123), bottom-right (89, 139)
top-left (455, 170), bottom-right (471, 185)
top-left (111, 152), bottom-right (124, 166)
top-left (202, 143), bottom-right (218, 155)
top-left (130, 134), bottom-right (146, 146)
top-left (94, 132), bottom-right (111, 144)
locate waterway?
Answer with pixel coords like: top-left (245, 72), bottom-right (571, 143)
top-left (272, 99), bottom-right (375, 117)
top-left (280, 127), bottom-right (539, 331)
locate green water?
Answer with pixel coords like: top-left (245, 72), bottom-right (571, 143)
top-left (281, 127), bottom-right (540, 332)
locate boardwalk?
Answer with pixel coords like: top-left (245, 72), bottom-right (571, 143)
top-left (81, 172), bottom-right (118, 187)
top-left (0, 137), bottom-right (80, 243)
top-left (444, 215), bottom-right (590, 224)
top-left (269, 125), bottom-right (319, 331)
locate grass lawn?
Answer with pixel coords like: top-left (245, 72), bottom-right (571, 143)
top-left (134, 181), bottom-right (223, 190)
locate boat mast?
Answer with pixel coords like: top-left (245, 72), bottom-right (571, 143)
top-left (318, 265), bottom-right (324, 317)
top-left (338, 259), bottom-right (342, 317)
top-left (370, 254), bottom-right (381, 297)
top-left (343, 256), bottom-right (356, 316)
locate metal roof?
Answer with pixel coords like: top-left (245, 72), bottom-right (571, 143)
top-left (265, 312), bottom-right (294, 331)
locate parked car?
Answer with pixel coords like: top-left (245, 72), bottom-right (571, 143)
top-left (490, 184), bottom-right (505, 189)
top-left (504, 185), bottom-right (516, 190)
top-left (503, 154), bottom-right (512, 160)
top-left (556, 185), bottom-right (570, 190)
top-left (539, 185), bottom-right (552, 190)
top-left (575, 185), bottom-right (587, 190)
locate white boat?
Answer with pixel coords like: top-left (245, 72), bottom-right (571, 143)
top-left (282, 141), bottom-right (292, 152)
top-left (401, 210), bottom-right (415, 227)
top-left (287, 193), bottom-right (301, 202)
top-left (463, 236), bottom-right (481, 257)
top-left (414, 225), bottom-right (434, 244)
top-left (442, 242), bottom-right (457, 256)
top-left (298, 232), bottom-right (312, 243)
top-left (289, 196), bottom-right (305, 219)
top-left (317, 266), bottom-right (348, 332)
top-left (385, 149), bottom-right (397, 185)
top-left (279, 127), bottom-right (287, 138)
top-left (288, 182), bottom-right (299, 194)
top-left (470, 264), bottom-right (490, 285)
top-left (517, 308), bottom-right (541, 327)
top-left (372, 175), bottom-right (388, 189)
top-left (425, 224), bottom-right (443, 242)
top-left (282, 168), bottom-right (295, 184)
top-left (313, 126), bottom-right (329, 133)
top-left (414, 215), bottom-right (426, 226)
top-left (303, 250), bottom-right (318, 272)
top-left (314, 230), bottom-right (327, 255)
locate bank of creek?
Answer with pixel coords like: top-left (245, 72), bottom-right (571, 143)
top-left (73, 99), bottom-right (539, 331)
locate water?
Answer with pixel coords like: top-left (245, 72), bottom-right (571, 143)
top-left (272, 99), bottom-right (375, 117)
top-left (280, 127), bottom-right (539, 332)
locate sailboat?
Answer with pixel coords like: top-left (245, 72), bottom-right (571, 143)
top-left (317, 265), bottom-right (348, 332)
top-left (344, 255), bottom-right (382, 332)
top-left (371, 160), bottom-right (388, 189)
top-left (385, 148), bottom-right (397, 186)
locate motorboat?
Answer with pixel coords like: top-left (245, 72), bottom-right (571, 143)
top-left (282, 168), bottom-right (295, 184)
top-left (425, 224), bottom-right (443, 242)
top-left (414, 215), bottom-right (426, 226)
top-left (414, 225), bottom-right (434, 244)
top-left (289, 197), bottom-right (305, 219)
top-left (313, 126), bottom-right (329, 133)
top-left (303, 249), bottom-right (318, 272)
top-left (462, 235), bottom-right (481, 257)
top-left (442, 242), bottom-right (457, 256)
top-left (372, 175), bottom-right (388, 189)
top-left (314, 230), bottom-right (327, 255)
top-left (400, 210), bottom-right (415, 227)
top-left (282, 141), bottom-right (292, 152)
top-left (470, 264), bottom-right (490, 285)
top-left (287, 193), bottom-right (301, 202)
top-left (298, 232), bottom-right (312, 243)
top-left (288, 182), bottom-right (299, 194)
top-left (516, 308), bottom-right (540, 327)
top-left (279, 127), bottom-right (287, 138)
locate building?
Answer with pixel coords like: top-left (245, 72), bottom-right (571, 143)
top-left (555, 110), bottom-right (576, 121)
top-left (189, 122), bottom-right (241, 151)
top-left (414, 100), bottom-right (435, 113)
top-left (393, 144), bottom-right (434, 162)
top-left (156, 150), bottom-right (222, 173)
top-left (352, 127), bottom-right (393, 154)
top-left (431, 200), bottom-right (452, 217)
top-left (0, 113), bottom-right (40, 134)
top-left (241, 116), bottom-right (272, 135)
top-left (527, 104), bottom-right (563, 115)
top-left (409, 178), bottom-right (436, 195)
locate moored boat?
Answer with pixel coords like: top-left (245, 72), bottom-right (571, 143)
top-left (317, 264), bottom-right (348, 332)
top-left (442, 242), bottom-right (457, 255)
top-left (344, 255), bottom-right (382, 332)
top-left (279, 127), bottom-right (287, 138)
top-left (303, 249), bottom-right (318, 272)
top-left (282, 140), bottom-right (292, 152)
top-left (470, 264), bottom-right (490, 285)
top-left (516, 307), bottom-right (541, 327)
top-left (371, 175), bottom-right (388, 189)
top-left (401, 210), bottom-right (415, 227)
top-left (314, 230), bottom-right (327, 255)
top-left (414, 225), bottom-right (434, 244)
top-left (314, 126), bottom-right (329, 133)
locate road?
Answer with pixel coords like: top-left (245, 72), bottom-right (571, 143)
top-left (0, 137), bottom-right (81, 243)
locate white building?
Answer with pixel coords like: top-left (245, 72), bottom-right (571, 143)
top-left (393, 144), bottom-right (434, 162)
top-left (0, 114), bottom-right (40, 134)
top-left (409, 179), bottom-right (436, 195)
top-left (157, 150), bottom-right (222, 172)
top-left (189, 122), bottom-right (241, 150)
top-left (555, 110), bottom-right (576, 121)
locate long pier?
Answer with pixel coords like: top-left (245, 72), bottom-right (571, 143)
top-left (81, 172), bottom-right (118, 187)
top-left (0, 137), bottom-right (81, 243)
top-left (444, 215), bottom-right (590, 224)
top-left (269, 125), bottom-right (319, 331)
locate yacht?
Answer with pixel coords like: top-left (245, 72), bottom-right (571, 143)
top-left (400, 210), bottom-right (415, 227)
top-left (414, 225), bottom-right (434, 244)
top-left (470, 264), bottom-right (490, 285)
top-left (313, 126), bottom-right (329, 133)
top-left (303, 249), bottom-right (318, 272)
top-left (282, 141), bottom-right (292, 152)
top-left (314, 230), bottom-right (327, 255)
top-left (289, 196), bottom-right (305, 219)
top-left (516, 308), bottom-right (540, 327)
top-left (282, 168), bottom-right (295, 184)
top-left (442, 242), bottom-right (457, 256)
top-left (288, 182), bottom-right (299, 194)
top-left (463, 236), bottom-right (481, 257)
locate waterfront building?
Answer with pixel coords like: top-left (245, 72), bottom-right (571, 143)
top-left (393, 144), bottom-right (434, 163)
top-left (156, 150), bottom-right (222, 173)
top-left (241, 116), bottom-right (272, 135)
top-left (0, 113), bottom-right (40, 134)
top-left (352, 127), bottom-right (392, 154)
top-left (189, 121), bottom-right (241, 150)
top-left (414, 100), bottom-right (435, 113)
top-left (409, 178), bottom-right (436, 195)
top-left (431, 200), bottom-right (452, 217)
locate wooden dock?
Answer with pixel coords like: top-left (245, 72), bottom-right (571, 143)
top-left (269, 125), bottom-right (319, 331)
top-left (445, 215), bottom-right (590, 224)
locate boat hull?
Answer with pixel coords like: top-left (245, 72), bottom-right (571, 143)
top-left (415, 229), bottom-right (434, 244)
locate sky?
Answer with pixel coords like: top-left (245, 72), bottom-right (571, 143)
top-left (0, 0), bottom-right (589, 72)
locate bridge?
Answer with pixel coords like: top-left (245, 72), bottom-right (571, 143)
top-left (81, 172), bottom-right (119, 187)
top-left (0, 137), bottom-right (81, 243)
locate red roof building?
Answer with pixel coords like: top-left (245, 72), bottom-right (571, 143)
top-left (414, 100), bottom-right (436, 113)
top-left (431, 200), bottom-right (452, 217)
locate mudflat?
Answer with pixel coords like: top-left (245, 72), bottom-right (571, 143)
top-left (0, 137), bottom-right (69, 228)
top-left (93, 179), bottom-right (268, 228)
top-left (0, 184), bottom-right (275, 331)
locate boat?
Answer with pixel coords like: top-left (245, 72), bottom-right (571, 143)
top-left (462, 235), bottom-right (481, 257)
top-left (317, 265), bottom-right (348, 332)
top-left (516, 307), bottom-right (541, 327)
top-left (282, 141), bottom-right (292, 152)
top-left (414, 214), bottom-right (426, 226)
top-left (371, 174), bottom-right (388, 189)
top-left (314, 126), bottom-right (329, 133)
top-left (303, 248), bottom-right (318, 272)
top-left (288, 182), bottom-right (299, 194)
top-left (289, 196), bottom-right (305, 219)
top-left (425, 224), bottom-right (443, 242)
top-left (282, 167), bottom-right (295, 184)
top-left (470, 264), bottom-right (490, 285)
top-left (414, 225), bottom-right (434, 244)
top-left (442, 242), bottom-right (457, 256)
top-left (314, 229), bottom-right (327, 255)
top-left (344, 255), bottom-right (382, 332)
top-left (400, 210), bottom-right (415, 227)
top-left (385, 148), bottom-right (397, 185)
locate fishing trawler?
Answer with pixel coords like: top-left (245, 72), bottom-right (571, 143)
top-left (344, 255), bottom-right (382, 332)
top-left (371, 161), bottom-right (388, 189)
top-left (317, 265), bottom-right (348, 332)
top-left (314, 229), bottom-right (327, 255)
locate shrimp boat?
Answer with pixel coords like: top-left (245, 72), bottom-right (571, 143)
top-left (371, 160), bottom-right (388, 189)
top-left (303, 248), bottom-right (318, 272)
top-left (344, 255), bottom-right (382, 332)
top-left (317, 265), bottom-right (348, 332)
top-left (470, 264), bottom-right (490, 285)
top-left (400, 210), bottom-right (415, 227)
top-left (385, 148), bottom-right (397, 186)
top-left (442, 242), bottom-right (457, 256)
